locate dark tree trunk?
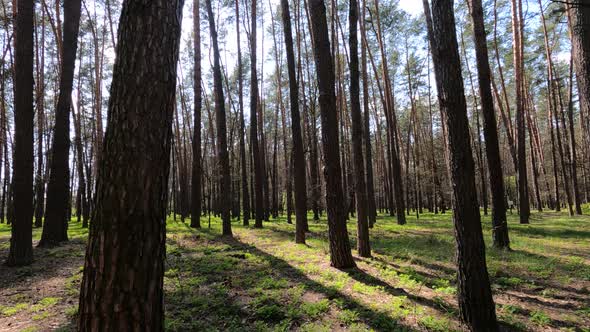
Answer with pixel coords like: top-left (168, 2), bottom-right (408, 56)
top-left (77, 0), bottom-right (184, 329)
top-left (206, 0), bottom-right (232, 237)
top-left (7, 0), bottom-right (34, 267)
top-left (308, 0), bottom-right (355, 269)
top-left (281, 0), bottom-right (307, 244)
top-left (468, 0), bottom-right (510, 249)
top-left (39, 0), bottom-right (82, 247)
top-left (567, 4), bottom-right (587, 214)
top-left (360, 0), bottom-right (376, 227)
top-left (349, 0), bottom-right (370, 258)
top-left (425, 0), bottom-right (498, 330)
top-left (236, 0), bottom-right (250, 226)
top-left (34, 10), bottom-right (46, 229)
top-left (191, 0), bottom-right (202, 228)
top-left (251, 0), bottom-right (264, 228)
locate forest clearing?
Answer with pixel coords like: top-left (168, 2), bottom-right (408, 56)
top-left (1, 210), bottom-right (590, 331)
top-left (2, 0), bottom-right (590, 330)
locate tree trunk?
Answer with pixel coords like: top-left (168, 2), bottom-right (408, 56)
top-left (425, 0), bottom-right (498, 329)
top-left (34, 8), bottom-right (46, 229)
top-left (349, 0), bottom-right (370, 257)
top-left (7, 0), bottom-right (34, 267)
top-left (468, 0), bottom-right (510, 249)
top-left (281, 0), bottom-right (307, 244)
top-left (191, 0), bottom-right (202, 228)
top-left (77, 0), bottom-right (184, 329)
top-left (206, 0), bottom-right (232, 237)
top-left (39, 0), bottom-right (82, 247)
top-left (236, 0), bottom-right (250, 225)
top-left (568, 0), bottom-right (590, 185)
top-left (359, 0), bottom-right (377, 227)
top-left (308, 0), bottom-right (355, 269)
top-left (510, 0), bottom-right (530, 224)
top-left (251, 0), bottom-right (264, 228)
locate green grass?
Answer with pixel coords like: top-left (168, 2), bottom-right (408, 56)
top-left (1, 206), bottom-right (589, 331)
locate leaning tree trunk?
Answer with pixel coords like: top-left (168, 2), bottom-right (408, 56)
top-left (425, 0), bottom-right (498, 330)
top-left (191, 0), bottom-right (202, 228)
top-left (468, 0), bottom-right (510, 249)
top-left (308, 0), bottom-right (355, 269)
top-left (7, 0), bottom-right (34, 267)
top-left (39, 0), bottom-right (82, 247)
top-left (77, 0), bottom-right (184, 329)
top-left (281, 0), bottom-right (308, 244)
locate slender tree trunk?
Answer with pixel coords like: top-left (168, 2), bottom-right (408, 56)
top-left (281, 0), bottom-right (307, 243)
top-left (206, 0), bottom-right (232, 236)
top-left (349, 0), bottom-right (370, 257)
top-left (34, 8), bottom-right (46, 229)
top-left (308, 0), bottom-right (355, 269)
top-left (360, 0), bottom-right (377, 227)
top-left (7, 0), bottom-right (34, 267)
top-left (251, 0), bottom-right (264, 228)
top-left (40, 0), bottom-right (82, 247)
top-left (468, 0), bottom-right (509, 248)
top-left (191, 0), bottom-right (202, 228)
top-left (77, 0), bottom-right (185, 329)
top-left (236, 0), bottom-right (250, 225)
top-left (425, 0), bottom-right (498, 329)
top-left (510, 0), bottom-right (530, 224)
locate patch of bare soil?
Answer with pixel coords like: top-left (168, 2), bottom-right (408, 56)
top-left (0, 236), bottom-right (85, 332)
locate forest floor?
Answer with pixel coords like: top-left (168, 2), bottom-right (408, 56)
top-left (0, 207), bottom-right (589, 332)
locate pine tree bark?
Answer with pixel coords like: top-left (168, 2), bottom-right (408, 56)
top-left (39, 0), bottom-right (82, 247)
top-left (349, 0), bottom-right (370, 257)
top-left (308, 0), bottom-right (355, 269)
top-left (6, 0), bottom-right (34, 267)
top-left (191, 0), bottom-right (202, 228)
top-left (468, 0), bottom-right (510, 249)
top-left (77, 0), bottom-right (184, 329)
top-left (206, 0), bottom-right (232, 237)
top-left (426, 0), bottom-right (498, 329)
top-left (281, 0), bottom-right (307, 244)
top-left (566, 3), bottom-right (587, 214)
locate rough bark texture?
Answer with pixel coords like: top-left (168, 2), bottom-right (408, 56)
top-left (349, 0), bottom-right (370, 258)
top-left (569, 1), bottom-right (590, 214)
top-left (281, 0), bottom-right (307, 244)
top-left (308, 0), bottom-right (355, 269)
top-left (468, 0), bottom-right (510, 249)
top-left (7, 0), bottom-right (34, 267)
top-left (427, 0), bottom-right (498, 330)
top-left (40, 0), bottom-right (82, 247)
top-left (191, 0), bottom-right (202, 228)
top-left (77, 0), bottom-right (184, 329)
top-left (206, 0), bottom-right (232, 237)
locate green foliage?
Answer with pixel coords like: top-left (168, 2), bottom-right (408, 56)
top-left (301, 299), bottom-right (330, 318)
top-left (530, 310), bottom-right (551, 326)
